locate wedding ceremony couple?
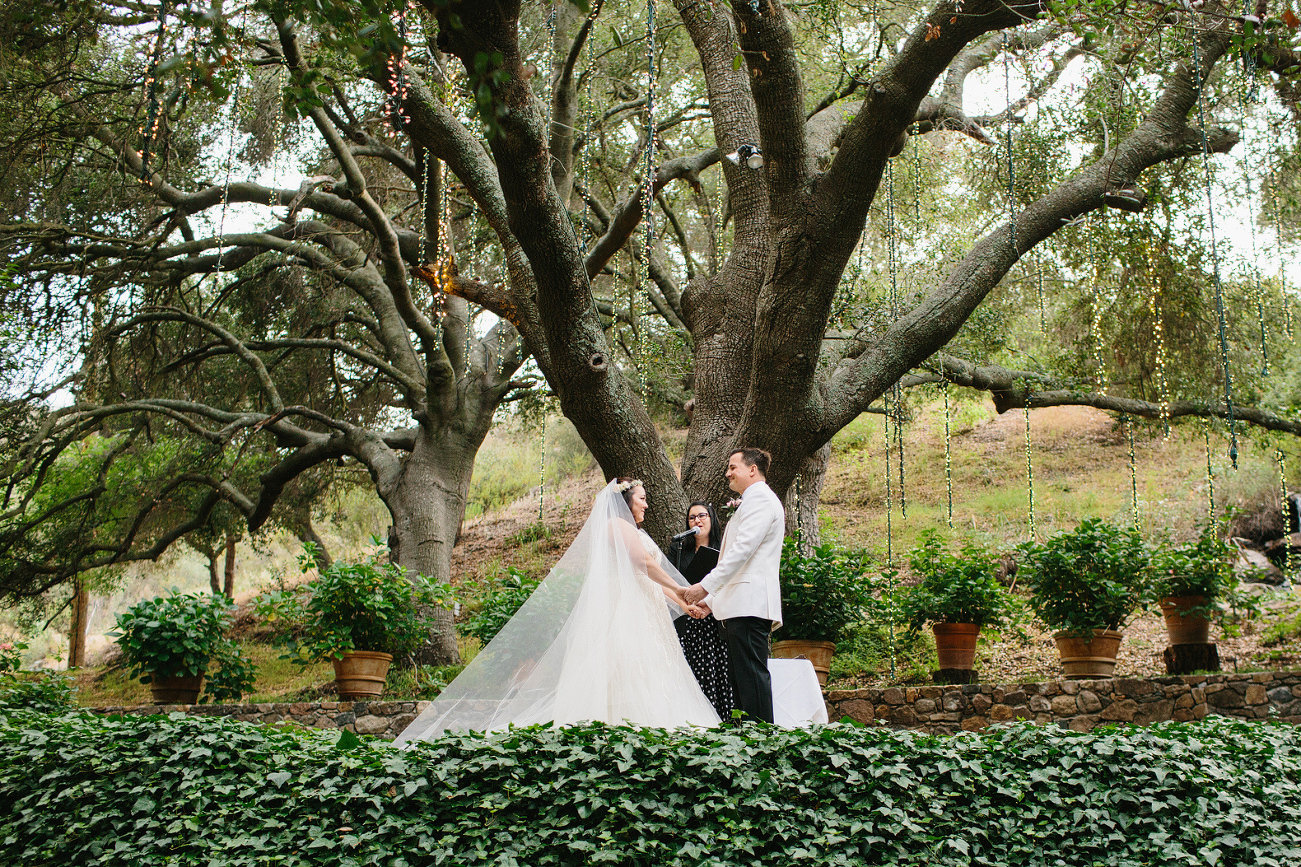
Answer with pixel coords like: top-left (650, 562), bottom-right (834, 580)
top-left (395, 448), bottom-right (803, 744)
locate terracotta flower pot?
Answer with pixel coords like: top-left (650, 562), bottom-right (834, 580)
top-left (1159, 595), bottom-right (1211, 645)
top-left (149, 673), bottom-right (204, 704)
top-left (771, 640), bottom-right (835, 686)
top-left (1053, 629), bottom-right (1123, 679)
top-left (932, 623), bottom-right (981, 670)
top-left (333, 650), bottom-right (393, 699)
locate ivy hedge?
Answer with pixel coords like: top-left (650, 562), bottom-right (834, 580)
top-left (2, 710), bottom-right (1299, 866)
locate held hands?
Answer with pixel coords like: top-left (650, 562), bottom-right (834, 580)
top-left (682, 584), bottom-right (708, 605)
top-left (684, 602), bottom-right (710, 619)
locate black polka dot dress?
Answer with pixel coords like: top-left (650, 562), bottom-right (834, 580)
top-left (668, 538), bottom-right (735, 720)
top-left (674, 613), bottom-right (734, 720)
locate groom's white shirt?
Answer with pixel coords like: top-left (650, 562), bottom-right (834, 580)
top-left (700, 480), bottom-right (783, 628)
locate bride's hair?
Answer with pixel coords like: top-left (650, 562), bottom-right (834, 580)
top-left (615, 477), bottom-right (643, 507)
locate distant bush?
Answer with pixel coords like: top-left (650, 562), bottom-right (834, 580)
top-left (458, 567), bottom-right (540, 646)
top-left (0, 672), bottom-right (77, 713)
top-left (2, 712), bottom-right (1300, 866)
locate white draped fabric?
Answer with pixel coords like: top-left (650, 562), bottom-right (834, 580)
top-left (394, 481), bottom-right (721, 744)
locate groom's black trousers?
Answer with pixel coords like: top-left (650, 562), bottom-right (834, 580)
top-left (722, 616), bottom-right (774, 723)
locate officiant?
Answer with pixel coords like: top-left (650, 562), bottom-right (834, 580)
top-left (665, 501), bottom-right (734, 720)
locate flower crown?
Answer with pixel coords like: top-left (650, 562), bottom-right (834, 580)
top-left (614, 479), bottom-right (644, 493)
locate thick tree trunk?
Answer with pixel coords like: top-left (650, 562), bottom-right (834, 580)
top-left (67, 578), bottom-right (88, 668)
top-left (784, 444), bottom-right (831, 551)
top-left (380, 424), bottom-right (487, 666)
top-left (207, 555), bottom-right (221, 596)
top-left (222, 534), bottom-right (237, 599)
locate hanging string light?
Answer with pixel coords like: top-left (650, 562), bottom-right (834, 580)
top-left (635, 0), bottom-right (658, 401)
top-left (417, 152), bottom-right (431, 266)
top-left (1279, 448), bottom-right (1296, 577)
top-left (538, 414), bottom-right (547, 524)
top-left (1086, 212), bottom-right (1108, 395)
top-left (387, 1), bottom-right (412, 133)
top-left (1190, 24), bottom-right (1239, 468)
top-left (1125, 414), bottom-right (1140, 528)
top-left (942, 378), bottom-right (954, 529)
top-left (138, 0), bottom-right (170, 181)
top-left (1145, 235), bottom-right (1172, 437)
top-left (794, 474), bottom-right (804, 546)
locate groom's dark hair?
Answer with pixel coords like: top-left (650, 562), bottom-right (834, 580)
top-left (730, 447), bottom-right (770, 477)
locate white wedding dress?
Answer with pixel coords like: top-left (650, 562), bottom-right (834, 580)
top-left (395, 481), bottom-right (721, 743)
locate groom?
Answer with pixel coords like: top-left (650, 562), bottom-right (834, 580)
top-left (683, 447), bottom-right (783, 723)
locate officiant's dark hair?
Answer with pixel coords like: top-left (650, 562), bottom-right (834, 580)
top-left (684, 501), bottom-right (722, 548)
top-left (730, 447), bottom-right (770, 477)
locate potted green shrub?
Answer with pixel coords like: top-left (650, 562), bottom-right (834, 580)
top-left (1152, 527), bottom-right (1237, 646)
top-left (1019, 518), bottom-right (1152, 679)
top-left (773, 539), bottom-right (877, 685)
top-left (901, 532), bottom-right (1017, 677)
top-left (110, 591), bottom-right (255, 704)
top-left (259, 544), bottom-right (453, 699)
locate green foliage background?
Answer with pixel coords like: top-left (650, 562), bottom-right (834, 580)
top-left (2, 711), bottom-right (1300, 866)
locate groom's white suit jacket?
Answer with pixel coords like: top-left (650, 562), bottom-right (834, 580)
top-left (700, 480), bottom-right (784, 628)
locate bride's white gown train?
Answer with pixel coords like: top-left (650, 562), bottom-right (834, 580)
top-left (395, 482), bottom-right (720, 743)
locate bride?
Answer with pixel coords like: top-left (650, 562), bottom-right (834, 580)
top-left (394, 478), bottom-right (721, 743)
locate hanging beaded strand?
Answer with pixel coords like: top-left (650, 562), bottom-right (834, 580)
top-left (942, 378), bottom-right (954, 529)
top-left (1204, 418), bottom-right (1217, 524)
top-left (1024, 391), bottom-right (1037, 541)
top-left (1280, 448), bottom-right (1297, 578)
top-left (635, 0), bottom-right (658, 401)
top-left (1125, 414), bottom-right (1140, 529)
top-left (883, 391), bottom-right (894, 568)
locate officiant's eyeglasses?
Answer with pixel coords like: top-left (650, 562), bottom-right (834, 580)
top-left (687, 512), bottom-right (710, 522)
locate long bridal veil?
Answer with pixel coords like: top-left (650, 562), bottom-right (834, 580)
top-left (394, 480), bottom-right (720, 744)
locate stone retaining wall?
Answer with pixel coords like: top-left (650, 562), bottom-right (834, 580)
top-left (91, 671), bottom-right (1301, 738)
top-left (92, 699), bottom-right (431, 740)
top-left (827, 670), bottom-right (1301, 734)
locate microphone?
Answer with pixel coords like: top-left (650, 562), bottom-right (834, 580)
top-left (670, 526), bottom-right (701, 541)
